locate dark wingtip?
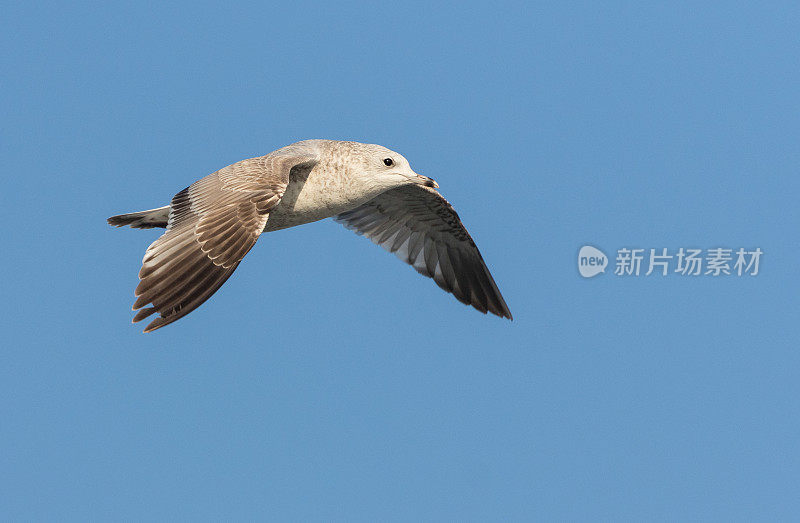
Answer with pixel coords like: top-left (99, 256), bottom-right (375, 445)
top-left (142, 317), bottom-right (161, 333)
top-left (502, 303), bottom-right (513, 321)
top-left (492, 306), bottom-right (513, 321)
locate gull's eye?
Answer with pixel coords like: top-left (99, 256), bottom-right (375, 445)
top-left (383, 158), bottom-right (394, 167)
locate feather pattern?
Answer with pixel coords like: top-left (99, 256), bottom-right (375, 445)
top-left (131, 146), bottom-right (318, 332)
top-left (335, 184), bottom-right (512, 319)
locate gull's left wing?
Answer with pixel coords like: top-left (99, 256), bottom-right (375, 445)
top-left (126, 144), bottom-right (318, 332)
top-left (335, 184), bottom-right (512, 319)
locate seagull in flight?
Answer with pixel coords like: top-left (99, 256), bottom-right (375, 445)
top-left (108, 140), bottom-right (512, 332)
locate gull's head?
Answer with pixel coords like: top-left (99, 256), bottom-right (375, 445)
top-left (349, 142), bottom-right (438, 190)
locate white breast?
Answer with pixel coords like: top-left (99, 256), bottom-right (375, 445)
top-left (263, 163), bottom-right (380, 232)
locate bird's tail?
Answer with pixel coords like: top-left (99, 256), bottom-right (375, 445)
top-left (107, 206), bottom-right (170, 229)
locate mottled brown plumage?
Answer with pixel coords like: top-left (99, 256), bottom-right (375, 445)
top-left (108, 139), bottom-right (511, 332)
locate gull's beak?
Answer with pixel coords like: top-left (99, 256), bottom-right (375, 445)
top-left (415, 173), bottom-right (439, 189)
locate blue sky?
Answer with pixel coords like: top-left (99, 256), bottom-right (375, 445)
top-left (2, 1), bottom-right (799, 520)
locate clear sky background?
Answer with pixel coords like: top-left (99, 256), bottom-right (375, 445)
top-left (2, 2), bottom-right (799, 520)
